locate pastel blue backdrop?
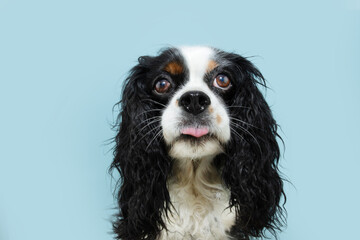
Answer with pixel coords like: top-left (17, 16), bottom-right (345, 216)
top-left (1, 1), bottom-right (359, 239)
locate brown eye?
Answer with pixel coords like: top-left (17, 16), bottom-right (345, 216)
top-left (154, 79), bottom-right (171, 93)
top-left (213, 74), bottom-right (231, 89)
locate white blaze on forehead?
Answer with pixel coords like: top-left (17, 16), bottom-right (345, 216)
top-left (179, 46), bottom-right (215, 87)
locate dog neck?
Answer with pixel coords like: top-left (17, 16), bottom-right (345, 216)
top-left (169, 156), bottom-right (224, 199)
top-left (162, 156), bottom-right (235, 240)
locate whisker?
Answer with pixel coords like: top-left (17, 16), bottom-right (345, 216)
top-left (133, 125), bottom-right (162, 146)
top-left (229, 117), bottom-right (259, 129)
top-left (141, 99), bottom-right (167, 108)
top-left (134, 116), bottom-right (161, 129)
top-left (135, 109), bottom-right (163, 118)
top-left (230, 126), bottom-right (246, 143)
top-left (227, 105), bottom-right (252, 109)
top-left (145, 129), bottom-right (163, 151)
top-left (230, 122), bottom-right (262, 155)
top-left (135, 119), bottom-right (162, 137)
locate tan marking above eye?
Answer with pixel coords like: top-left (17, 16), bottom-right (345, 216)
top-left (206, 60), bottom-right (218, 73)
top-left (164, 61), bottom-right (183, 75)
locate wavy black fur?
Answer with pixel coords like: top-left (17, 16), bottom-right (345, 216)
top-left (216, 52), bottom-right (286, 239)
top-left (110, 56), bottom-right (173, 240)
top-left (110, 48), bottom-right (286, 240)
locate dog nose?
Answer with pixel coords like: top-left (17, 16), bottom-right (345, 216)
top-left (179, 91), bottom-right (211, 115)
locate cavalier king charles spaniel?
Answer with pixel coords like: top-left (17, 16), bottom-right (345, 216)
top-left (110, 46), bottom-right (285, 240)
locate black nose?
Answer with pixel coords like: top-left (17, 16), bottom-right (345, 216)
top-left (179, 91), bottom-right (211, 115)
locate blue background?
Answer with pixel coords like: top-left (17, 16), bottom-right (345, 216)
top-left (1, 1), bottom-right (359, 239)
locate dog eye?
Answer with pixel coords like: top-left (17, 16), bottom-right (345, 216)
top-left (154, 79), bottom-right (171, 93)
top-left (213, 74), bottom-right (231, 89)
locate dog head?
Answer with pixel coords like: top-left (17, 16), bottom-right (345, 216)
top-left (111, 46), bottom-right (285, 240)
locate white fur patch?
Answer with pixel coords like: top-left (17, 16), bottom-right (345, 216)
top-left (168, 139), bottom-right (223, 160)
top-left (160, 46), bottom-right (235, 239)
top-left (180, 46), bottom-right (214, 85)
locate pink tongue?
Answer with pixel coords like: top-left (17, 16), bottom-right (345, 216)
top-left (181, 127), bottom-right (209, 138)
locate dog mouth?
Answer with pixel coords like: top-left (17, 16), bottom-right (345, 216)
top-left (167, 125), bottom-right (225, 159)
top-left (176, 126), bottom-right (219, 144)
top-left (180, 127), bottom-right (209, 138)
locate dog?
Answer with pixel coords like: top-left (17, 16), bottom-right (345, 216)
top-left (110, 46), bottom-right (285, 240)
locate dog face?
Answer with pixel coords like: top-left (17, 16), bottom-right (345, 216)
top-left (161, 46), bottom-right (232, 160)
top-left (132, 46), bottom-right (249, 160)
top-left (111, 46), bottom-right (285, 240)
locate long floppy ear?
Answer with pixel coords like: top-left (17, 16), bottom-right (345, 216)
top-left (110, 57), bottom-right (172, 240)
top-left (219, 55), bottom-right (285, 239)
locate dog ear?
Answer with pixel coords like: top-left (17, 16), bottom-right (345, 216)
top-left (219, 54), bottom-right (286, 239)
top-left (110, 57), bottom-right (172, 240)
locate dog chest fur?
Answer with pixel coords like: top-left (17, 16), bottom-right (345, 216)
top-left (159, 157), bottom-right (235, 240)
